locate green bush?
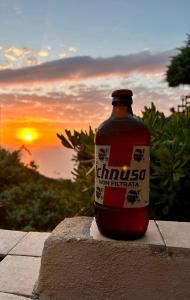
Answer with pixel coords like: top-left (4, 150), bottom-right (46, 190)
top-left (142, 103), bottom-right (190, 220)
top-left (58, 105), bottom-right (190, 222)
top-left (0, 148), bottom-right (77, 231)
top-left (57, 127), bottom-right (95, 216)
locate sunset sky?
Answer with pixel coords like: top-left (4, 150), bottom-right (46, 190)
top-left (0, 0), bottom-right (190, 178)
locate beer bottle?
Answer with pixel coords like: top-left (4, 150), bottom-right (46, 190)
top-left (95, 89), bottom-right (150, 239)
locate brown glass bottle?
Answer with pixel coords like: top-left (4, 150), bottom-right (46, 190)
top-left (94, 89), bottom-right (150, 239)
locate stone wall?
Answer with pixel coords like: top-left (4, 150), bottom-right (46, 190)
top-left (35, 217), bottom-right (190, 300)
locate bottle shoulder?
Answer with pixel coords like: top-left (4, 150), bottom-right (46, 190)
top-left (97, 115), bottom-right (148, 132)
top-left (96, 115), bottom-right (150, 144)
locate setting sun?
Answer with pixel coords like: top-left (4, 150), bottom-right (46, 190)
top-left (17, 127), bottom-right (40, 143)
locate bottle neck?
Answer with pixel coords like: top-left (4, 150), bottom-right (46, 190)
top-left (111, 105), bottom-right (133, 118)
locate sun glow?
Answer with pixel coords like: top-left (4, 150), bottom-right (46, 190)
top-left (17, 127), bottom-right (40, 143)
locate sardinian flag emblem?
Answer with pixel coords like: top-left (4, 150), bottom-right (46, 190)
top-left (95, 145), bottom-right (149, 208)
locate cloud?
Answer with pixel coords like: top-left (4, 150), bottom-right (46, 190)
top-left (0, 49), bottom-right (176, 86)
top-left (5, 47), bottom-right (31, 56)
top-left (58, 53), bottom-right (67, 59)
top-left (4, 54), bottom-right (17, 62)
top-left (0, 63), bottom-right (11, 70)
top-left (26, 56), bottom-right (38, 65)
top-left (68, 47), bottom-right (77, 53)
top-left (37, 51), bottom-right (49, 57)
top-left (0, 86), bottom-right (109, 106)
top-left (0, 79), bottom-right (182, 117)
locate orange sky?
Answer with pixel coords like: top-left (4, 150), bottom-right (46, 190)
top-left (2, 119), bottom-right (94, 148)
top-left (1, 91), bottom-right (106, 148)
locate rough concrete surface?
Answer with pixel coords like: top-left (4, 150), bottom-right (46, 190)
top-left (35, 217), bottom-right (190, 300)
top-left (0, 230), bottom-right (27, 257)
top-left (10, 232), bottom-right (50, 257)
top-left (51, 216), bottom-right (92, 240)
top-left (0, 255), bottom-right (41, 297)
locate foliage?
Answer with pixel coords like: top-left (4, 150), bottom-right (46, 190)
top-left (0, 148), bottom-right (77, 231)
top-left (166, 33), bottom-right (190, 87)
top-left (142, 103), bottom-right (190, 220)
top-left (59, 105), bottom-right (190, 222)
top-left (57, 127), bottom-right (95, 216)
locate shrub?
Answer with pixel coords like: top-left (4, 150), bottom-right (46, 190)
top-left (58, 105), bottom-right (190, 222)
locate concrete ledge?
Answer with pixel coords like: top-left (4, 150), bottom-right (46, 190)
top-left (35, 217), bottom-right (190, 300)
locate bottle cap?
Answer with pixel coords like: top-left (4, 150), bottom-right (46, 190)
top-left (112, 89), bottom-right (133, 97)
top-left (112, 89), bottom-right (133, 106)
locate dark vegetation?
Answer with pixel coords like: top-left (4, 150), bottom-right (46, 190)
top-left (0, 104), bottom-right (190, 231)
top-left (166, 33), bottom-right (190, 87)
top-left (0, 148), bottom-right (75, 231)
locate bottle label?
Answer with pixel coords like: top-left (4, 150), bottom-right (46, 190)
top-left (95, 145), bottom-right (149, 208)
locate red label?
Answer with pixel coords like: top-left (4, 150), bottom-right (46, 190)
top-left (95, 145), bottom-right (149, 208)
